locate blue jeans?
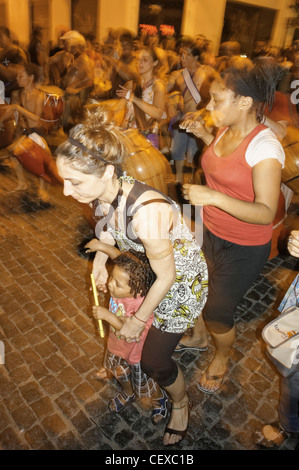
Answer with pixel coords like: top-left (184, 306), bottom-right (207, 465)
top-left (279, 369), bottom-right (299, 433)
top-left (170, 127), bottom-right (198, 163)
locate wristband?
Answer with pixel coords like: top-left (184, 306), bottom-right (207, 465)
top-left (133, 312), bottom-right (147, 323)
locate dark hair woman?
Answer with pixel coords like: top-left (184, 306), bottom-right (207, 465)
top-left (181, 56), bottom-right (286, 394)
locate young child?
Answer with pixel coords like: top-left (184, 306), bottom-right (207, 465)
top-left (85, 239), bottom-right (168, 423)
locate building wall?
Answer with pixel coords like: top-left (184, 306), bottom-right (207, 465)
top-left (0, 0), bottom-right (297, 51)
top-left (97, 0), bottom-right (140, 42)
top-left (182, 0), bottom-right (297, 54)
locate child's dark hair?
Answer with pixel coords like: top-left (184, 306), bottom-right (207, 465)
top-left (113, 251), bottom-right (156, 298)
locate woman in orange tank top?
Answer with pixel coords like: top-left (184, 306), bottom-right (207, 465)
top-left (180, 56), bottom-right (286, 394)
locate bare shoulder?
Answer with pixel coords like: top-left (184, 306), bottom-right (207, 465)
top-left (131, 190), bottom-right (174, 234)
top-left (153, 78), bottom-right (166, 92)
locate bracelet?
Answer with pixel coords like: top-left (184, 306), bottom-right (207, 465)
top-left (133, 312), bottom-right (147, 323)
top-left (146, 244), bottom-right (173, 260)
top-left (125, 90), bottom-right (134, 102)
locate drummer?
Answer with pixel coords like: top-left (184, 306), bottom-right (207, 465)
top-left (59, 30), bottom-right (94, 131)
top-left (116, 46), bottom-right (167, 150)
top-left (2, 62), bottom-right (61, 200)
top-left (0, 26), bottom-right (27, 101)
top-left (166, 38), bottom-right (215, 183)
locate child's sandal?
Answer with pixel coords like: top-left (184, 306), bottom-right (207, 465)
top-left (93, 367), bottom-right (109, 381)
top-left (151, 389), bottom-right (168, 424)
top-left (108, 390), bottom-right (136, 413)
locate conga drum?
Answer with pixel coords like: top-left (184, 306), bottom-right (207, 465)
top-left (0, 116), bottom-right (16, 148)
top-left (122, 128), bottom-right (172, 195)
top-left (86, 99), bottom-right (127, 127)
top-left (280, 125), bottom-right (299, 194)
top-left (38, 85), bottom-right (65, 132)
top-left (0, 105), bottom-right (16, 148)
top-left (7, 135), bottom-right (61, 185)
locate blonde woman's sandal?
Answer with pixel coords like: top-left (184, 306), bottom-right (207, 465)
top-left (163, 399), bottom-right (191, 445)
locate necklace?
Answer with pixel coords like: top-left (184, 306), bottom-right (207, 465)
top-left (141, 77), bottom-right (154, 90)
top-left (92, 179), bottom-right (123, 232)
top-left (110, 178), bottom-right (123, 211)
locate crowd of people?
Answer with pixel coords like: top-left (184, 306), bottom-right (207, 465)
top-left (1, 24), bottom-right (299, 449)
top-left (2, 26), bottom-right (299, 181)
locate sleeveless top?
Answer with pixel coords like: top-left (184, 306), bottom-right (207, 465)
top-left (202, 124), bottom-right (282, 246)
top-left (126, 78), bottom-right (167, 134)
top-left (93, 177), bottom-right (208, 333)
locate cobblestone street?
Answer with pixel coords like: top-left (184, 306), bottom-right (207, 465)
top-left (0, 160), bottom-right (298, 453)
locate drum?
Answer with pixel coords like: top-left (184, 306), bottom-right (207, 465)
top-left (38, 85), bottom-right (65, 132)
top-left (0, 116), bottom-right (16, 148)
top-left (8, 135), bottom-right (61, 185)
top-left (122, 128), bottom-right (172, 195)
top-left (281, 125), bottom-right (299, 194)
top-left (86, 98), bottom-right (127, 127)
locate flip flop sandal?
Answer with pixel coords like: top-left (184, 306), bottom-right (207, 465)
top-left (108, 390), bottom-right (136, 413)
top-left (174, 343), bottom-right (208, 353)
top-left (151, 389), bottom-right (168, 424)
top-left (197, 369), bottom-right (227, 394)
top-left (163, 399), bottom-right (191, 446)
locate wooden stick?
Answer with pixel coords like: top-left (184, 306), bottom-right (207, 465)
top-left (90, 273), bottom-right (105, 338)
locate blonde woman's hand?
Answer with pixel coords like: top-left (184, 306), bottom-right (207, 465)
top-left (92, 262), bottom-right (108, 293)
top-left (118, 316), bottom-right (145, 343)
top-left (85, 238), bottom-right (104, 253)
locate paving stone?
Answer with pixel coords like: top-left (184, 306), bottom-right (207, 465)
top-left (0, 405), bottom-right (13, 432)
top-left (55, 431), bottom-right (83, 450)
top-left (31, 397), bottom-right (55, 419)
top-left (0, 426), bottom-right (29, 450)
top-left (39, 375), bottom-right (66, 395)
top-left (23, 424), bottom-right (51, 449)
top-left (19, 381), bottom-right (43, 404)
top-left (58, 366), bottom-right (82, 389)
top-left (71, 410), bottom-right (94, 434)
top-left (41, 413), bottom-right (68, 438)
top-left (11, 404), bottom-right (37, 431)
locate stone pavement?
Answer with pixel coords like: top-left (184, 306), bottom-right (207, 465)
top-left (0, 160), bottom-right (298, 452)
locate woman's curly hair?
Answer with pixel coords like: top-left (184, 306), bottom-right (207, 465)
top-left (113, 250), bottom-right (156, 298)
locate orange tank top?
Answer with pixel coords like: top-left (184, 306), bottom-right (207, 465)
top-left (201, 124), bottom-right (273, 246)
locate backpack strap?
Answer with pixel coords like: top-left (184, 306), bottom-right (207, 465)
top-left (125, 181), bottom-right (174, 245)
